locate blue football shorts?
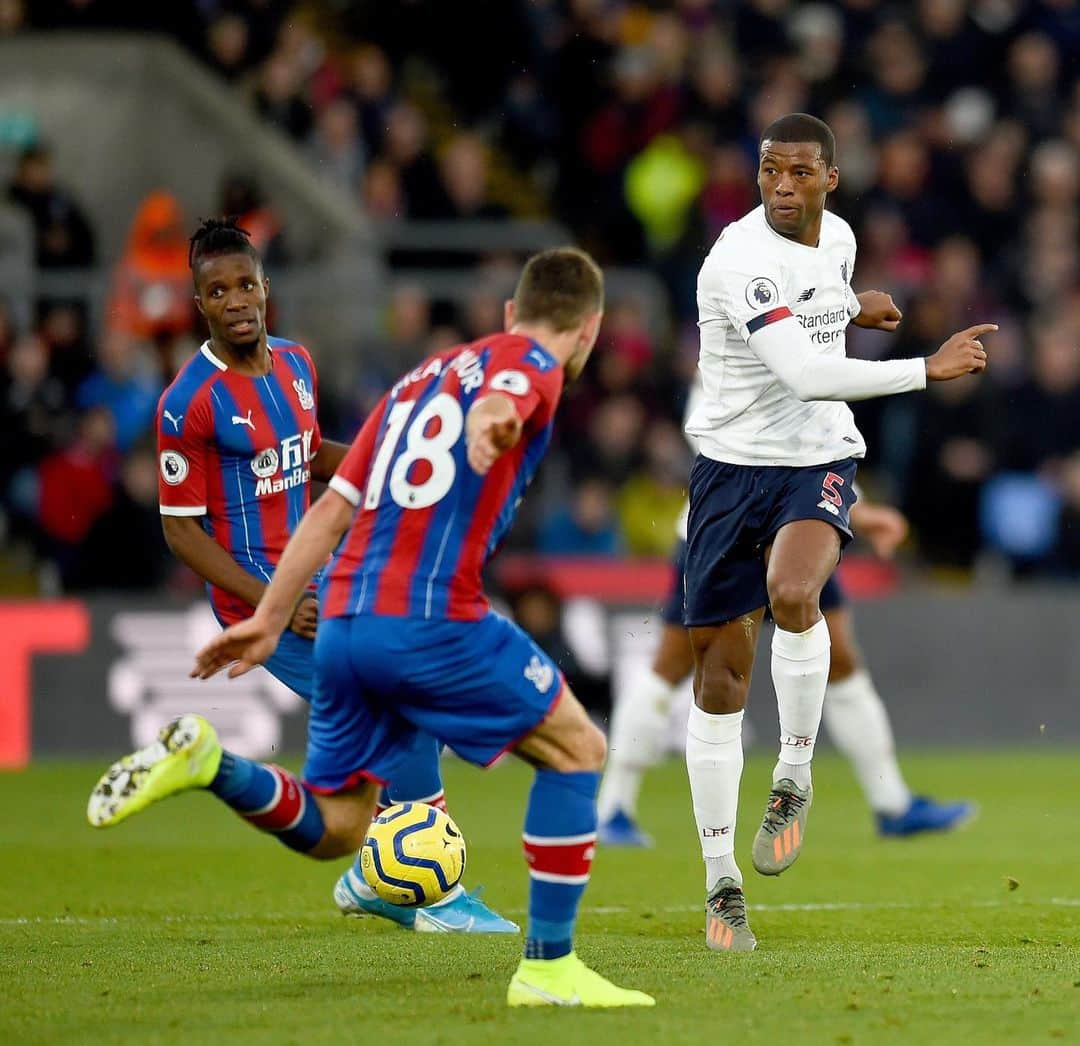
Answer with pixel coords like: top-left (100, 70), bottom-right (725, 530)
top-left (303, 611), bottom-right (564, 792)
top-left (683, 455), bottom-right (858, 627)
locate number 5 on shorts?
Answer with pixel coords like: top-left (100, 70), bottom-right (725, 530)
top-left (820, 471), bottom-right (845, 507)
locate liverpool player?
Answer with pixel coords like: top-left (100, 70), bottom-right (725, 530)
top-left (683, 113), bottom-right (993, 951)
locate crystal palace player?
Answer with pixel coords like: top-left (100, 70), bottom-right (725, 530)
top-left (682, 114), bottom-right (994, 952)
top-left (87, 218), bottom-right (514, 935)
top-left (193, 248), bottom-right (654, 1008)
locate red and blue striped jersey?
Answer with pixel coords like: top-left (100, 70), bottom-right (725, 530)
top-left (157, 337), bottom-right (322, 626)
top-left (322, 333), bottom-right (563, 622)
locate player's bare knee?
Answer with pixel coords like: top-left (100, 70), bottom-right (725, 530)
top-left (694, 664), bottom-right (749, 715)
top-left (768, 579), bottom-right (820, 633)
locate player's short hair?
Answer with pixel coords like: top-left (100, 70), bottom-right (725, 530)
top-left (188, 217), bottom-right (260, 283)
top-left (760, 113), bottom-right (836, 168)
top-left (512, 247), bottom-right (604, 331)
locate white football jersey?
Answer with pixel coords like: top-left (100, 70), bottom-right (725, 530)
top-left (687, 205), bottom-right (866, 466)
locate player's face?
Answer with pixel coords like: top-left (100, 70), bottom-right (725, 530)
top-left (758, 141), bottom-right (838, 242)
top-left (194, 253), bottom-right (270, 353)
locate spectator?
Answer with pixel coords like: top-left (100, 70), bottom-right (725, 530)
top-left (307, 97), bottom-right (365, 194)
top-left (204, 13), bottom-right (250, 82)
top-left (65, 445), bottom-right (171, 590)
top-left (904, 374), bottom-right (996, 571)
top-left (537, 477), bottom-right (622, 557)
top-left (253, 52), bottom-right (313, 140)
top-left (107, 190), bottom-right (194, 376)
top-left (7, 144), bottom-right (94, 268)
top-left (380, 102), bottom-right (446, 219)
top-left (35, 405), bottom-right (117, 578)
top-left (436, 133), bottom-right (507, 221)
top-left (76, 331), bottom-right (163, 453)
top-left (219, 172), bottom-right (285, 263)
top-left (616, 420), bottom-right (690, 557)
top-left (0, 332), bottom-right (69, 509)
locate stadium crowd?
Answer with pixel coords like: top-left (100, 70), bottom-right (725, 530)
top-left (0, 0), bottom-right (1078, 593)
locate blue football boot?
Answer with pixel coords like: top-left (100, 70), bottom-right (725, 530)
top-left (597, 809), bottom-right (654, 848)
top-left (877, 796), bottom-right (977, 837)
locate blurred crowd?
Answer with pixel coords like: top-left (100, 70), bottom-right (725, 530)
top-left (1, 0), bottom-right (1079, 594)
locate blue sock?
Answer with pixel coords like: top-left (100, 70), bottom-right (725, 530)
top-left (210, 751), bottom-right (325, 853)
top-left (384, 732), bottom-right (446, 811)
top-left (522, 769), bottom-right (600, 960)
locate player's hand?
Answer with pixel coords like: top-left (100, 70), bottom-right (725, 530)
top-left (288, 595), bottom-right (318, 640)
top-left (853, 290), bottom-right (902, 332)
top-left (850, 502), bottom-right (909, 559)
top-left (191, 615), bottom-right (280, 680)
top-left (467, 414), bottom-right (523, 475)
top-left (926, 323), bottom-right (997, 380)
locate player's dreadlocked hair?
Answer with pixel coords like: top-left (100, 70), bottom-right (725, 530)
top-left (188, 216), bottom-right (259, 279)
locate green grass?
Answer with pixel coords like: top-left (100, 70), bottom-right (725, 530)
top-left (1, 751), bottom-right (1077, 1044)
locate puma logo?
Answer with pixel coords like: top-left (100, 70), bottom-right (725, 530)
top-left (163, 410), bottom-right (183, 432)
top-left (231, 410), bottom-right (255, 429)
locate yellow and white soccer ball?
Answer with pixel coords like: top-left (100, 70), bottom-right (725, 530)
top-left (360, 802), bottom-right (467, 907)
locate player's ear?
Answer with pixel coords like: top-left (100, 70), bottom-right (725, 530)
top-left (581, 310), bottom-right (603, 352)
top-left (826, 165), bottom-right (839, 193)
top-left (262, 275), bottom-right (270, 297)
top-left (504, 299), bottom-right (516, 331)
top-left (193, 293), bottom-right (206, 319)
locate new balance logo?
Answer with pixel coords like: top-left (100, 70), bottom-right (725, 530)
top-left (163, 410), bottom-right (183, 432)
top-left (232, 410), bottom-right (255, 429)
top-left (796, 288), bottom-right (816, 302)
top-left (817, 499), bottom-right (840, 517)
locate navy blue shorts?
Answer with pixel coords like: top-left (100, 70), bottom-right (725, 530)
top-left (663, 540), bottom-right (848, 627)
top-left (684, 456), bottom-right (858, 627)
top-left (304, 611), bottom-right (564, 792)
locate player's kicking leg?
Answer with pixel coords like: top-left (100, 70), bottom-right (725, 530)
top-left (750, 519), bottom-right (840, 877)
top-left (506, 687), bottom-right (654, 1007)
top-left (821, 598), bottom-right (976, 837)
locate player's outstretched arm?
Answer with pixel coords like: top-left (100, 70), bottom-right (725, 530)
top-left (925, 324), bottom-right (995, 381)
top-left (191, 490), bottom-right (354, 680)
top-left (748, 318), bottom-right (996, 402)
top-left (466, 394), bottom-right (523, 475)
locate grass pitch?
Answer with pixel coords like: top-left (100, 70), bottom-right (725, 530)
top-left (1, 750), bottom-right (1077, 1044)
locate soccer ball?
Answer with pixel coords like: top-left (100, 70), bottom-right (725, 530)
top-left (360, 802), bottom-right (466, 907)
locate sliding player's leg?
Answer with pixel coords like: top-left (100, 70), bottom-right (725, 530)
top-left (597, 540), bottom-right (695, 846)
top-left (821, 584), bottom-right (975, 836)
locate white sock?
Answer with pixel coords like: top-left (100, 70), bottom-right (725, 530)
top-left (772, 617), bottom-right (831, 790)
top-left (598, 668), bottom-right (677, 820)
top-left (823, 669), bottom-right (912, 816)
top-left (686, 704), bottom-right (744, 889)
